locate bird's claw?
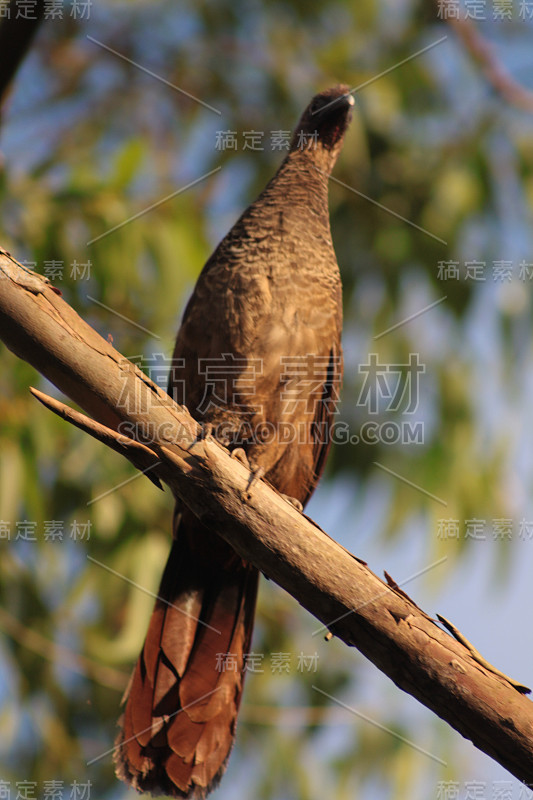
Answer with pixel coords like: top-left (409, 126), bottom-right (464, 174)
top-left (231, 447), bottom-right (250, 466)
top-left (199, 422), bottom-right (213, 440)
top-left (231, 450), bottom-right (265, 501)
top-left (280, 493), bottom-right (303, 513)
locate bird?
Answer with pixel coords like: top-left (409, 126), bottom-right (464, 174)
top-left (114, 84), bottom-right (353, 798)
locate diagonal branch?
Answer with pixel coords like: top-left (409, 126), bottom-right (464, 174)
top-left (440, 1), bottom-right (533, 112)
top-left (0, 606), bottom-right (128, 692)
top-left (30, 387), bottom-right (164, 487)
top-left (1, 248), bottom-right (532, 783)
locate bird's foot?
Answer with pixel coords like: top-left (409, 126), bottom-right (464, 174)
top-left (199, 422), bottom-right (213, 440)
top-left (231, 449), bottom-right (265, 501)
top-left (280, 493), bottom-right (303, 513)
top-left (231, 447), bottom-right (250, 466)
top-left (188, 422), bottom-right (213, 452)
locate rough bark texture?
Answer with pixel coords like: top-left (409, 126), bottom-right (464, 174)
top-left (1, 250), bottom-right (533, 784)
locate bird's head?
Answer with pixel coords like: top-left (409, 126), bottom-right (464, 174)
top-left (290, 84), bottom-right (354, 173)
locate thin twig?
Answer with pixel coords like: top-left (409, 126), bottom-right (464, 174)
top-left (0, 606), bottom-right (128, 692)
top-left (442, 2), bottom-right (533, 112)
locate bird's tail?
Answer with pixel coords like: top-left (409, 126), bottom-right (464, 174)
top-left (114, 510), bottom-right (258, 798)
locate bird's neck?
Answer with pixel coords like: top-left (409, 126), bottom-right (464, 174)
top-left (269, 152), bottom-right (332, 216)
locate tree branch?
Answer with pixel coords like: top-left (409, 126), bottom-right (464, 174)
top-left (0, 607), bottom-right (128, 692)
top-left (1, 248), bottom-right (532, 783)
top-left (440, 1), bottom-right (533, 112)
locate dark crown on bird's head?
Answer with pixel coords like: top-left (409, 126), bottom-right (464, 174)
top-left (290, 84), bottom-right (354, 162)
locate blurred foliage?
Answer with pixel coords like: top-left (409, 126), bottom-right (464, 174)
top-left (1, 1), bottom-right (533, 798)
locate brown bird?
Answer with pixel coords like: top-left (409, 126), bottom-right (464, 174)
top-left (114, 84), bottom-right (353, 798)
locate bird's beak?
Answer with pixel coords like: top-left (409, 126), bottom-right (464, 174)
top-left (317, 92), bottom-right (355, 120)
